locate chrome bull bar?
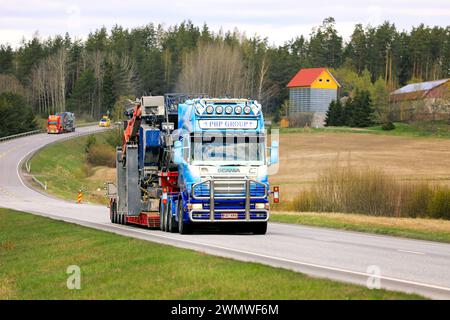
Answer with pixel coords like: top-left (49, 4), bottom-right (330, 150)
top-left (191, 178), bottom-right (268, 222)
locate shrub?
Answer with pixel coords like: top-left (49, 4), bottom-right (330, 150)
top-left (86, 144), bottom-right (116, 168)
top-left (288, 165), bottom-right (450, 220)
top-left (85, 135), bottom-right (97, 153)
top-left (428, 188), bottom-right (450, 219)
top-left (289, 112), bottom-right (314, 128)
top-left (381, 122), bottom-right (396, 131)
top-left (105, 127), bottom-right (123, 148)
top-left (290, 190), bottom-right (320, 212)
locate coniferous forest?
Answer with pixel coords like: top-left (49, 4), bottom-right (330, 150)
top-left (0, 18), bottom-right (449, 136)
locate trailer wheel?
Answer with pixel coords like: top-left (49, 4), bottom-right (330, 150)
top-left (252, 222), bottom-right (267, 235)
top-left (110, 200), bottom-right (116, 223)
top-left (178, 199), bottom-right (191, 235)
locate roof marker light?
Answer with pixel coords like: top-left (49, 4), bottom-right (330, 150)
top-left (225, 106), bottom-right (233, 114)
top-left (206, 105), bottom-right (214, 114)
top-left (244, 106), bottom-right (251, 114)
top-left (215, 106), bottom-right (223, 114)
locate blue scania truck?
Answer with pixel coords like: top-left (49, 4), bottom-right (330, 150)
top-left (107, 94), bottom-right (279, 234)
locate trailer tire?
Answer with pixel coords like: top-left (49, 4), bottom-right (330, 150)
top-left (110, 200), bottom-right (117, 223)
top-left (178, 199), bottom-right (192, 235)
top-left (252, 222), bottom-right (267, 235)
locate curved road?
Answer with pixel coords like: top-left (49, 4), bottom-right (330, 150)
top-left (1, 127), bottom-right (450, 299)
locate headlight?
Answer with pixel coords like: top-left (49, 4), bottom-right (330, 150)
top-left (255, 203), bottom-right (266, 209)
top-left (225, 106), bottom-right (233, 114)
top-left (206, 105), bottom-right (214, 114)
top-left (244, 106), bottom-right (251, 114)
top-left (191, 203), bottom-right (203, 210)
top-left (215, 106), bottom-right (223, 114)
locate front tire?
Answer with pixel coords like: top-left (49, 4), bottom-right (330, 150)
top-left (167, 201), bottom-right (177, 233)
top-left (252, 222), bottom-right (268, 235)
top-left (178, 199), bottom-right (192, 234)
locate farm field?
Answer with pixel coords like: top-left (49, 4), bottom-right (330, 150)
top-left (270, 131), bottom-right (450, 201)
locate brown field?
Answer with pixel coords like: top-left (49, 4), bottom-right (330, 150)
top-left (270, 132), bottom-right (450, 201)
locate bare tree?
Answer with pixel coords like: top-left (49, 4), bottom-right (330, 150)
top-left (176, 41), bottom-right (249, 98)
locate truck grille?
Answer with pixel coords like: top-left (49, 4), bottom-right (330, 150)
top-left (193, 179), bottom-right (266, 198)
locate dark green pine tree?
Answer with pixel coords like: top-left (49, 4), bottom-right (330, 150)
top-left (102, 62), bottom-right (116, 115)
top-left (334, 99), bottom-right (345, 126)
top-left (351, 90), bottom-right (374, 127)
top-left (343, 97), bottom-right (355, 127)
top-left (325, 99), bottom-right (345, 126)
top-left (325, 100), bottom-right (337, 126)
top-left (0, 92), bottom-right (37, 138)
top-left (67, 69), bottom-right (96, 117)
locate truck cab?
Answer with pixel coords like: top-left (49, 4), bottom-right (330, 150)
top-left (172, 98), bottom-right (278, 234)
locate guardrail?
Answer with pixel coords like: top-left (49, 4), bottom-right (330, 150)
top-left (0, 121), bottom-right (98, 143)
top-left (0, 129), bottom-right (43, 142)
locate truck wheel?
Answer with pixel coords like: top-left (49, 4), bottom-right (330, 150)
top-left (168, 202), bottom-right (178, 233)
top-left (178, 199), bottom-right (191, 235)
top-left (252, 222), bottom-right (268, 235)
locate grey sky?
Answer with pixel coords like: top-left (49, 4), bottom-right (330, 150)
top-left (1, 0), bottom-right (449, 47)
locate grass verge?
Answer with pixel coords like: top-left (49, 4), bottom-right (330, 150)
top-left (28, 131), bottom-right (115, 204)
top-left (271, 211), bottom-right (450, 243)
top-left (0, 208), bottom-right (422, 300)
top-left (278, 122), bottom-right (450, 139)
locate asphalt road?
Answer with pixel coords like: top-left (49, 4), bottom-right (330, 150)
top-left (1, 126), bottom-right (450, 299)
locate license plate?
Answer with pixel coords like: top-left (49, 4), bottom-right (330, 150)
top-left (221, 213), bottom-right (238, 219)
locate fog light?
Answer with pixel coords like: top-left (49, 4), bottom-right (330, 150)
top-left (191, 203), bottom-right (203, 210)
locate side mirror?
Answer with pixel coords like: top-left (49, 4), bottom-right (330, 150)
top-left (269, 141), bottom-right (279, 166)
top-left (173, 141), bottom-right (185, 165)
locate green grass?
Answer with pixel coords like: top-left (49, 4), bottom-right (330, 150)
top-left (271, 212), bottom-right (450, 244)
top-left (29, 132), bottom-right (113, 204)
top-left (0, 208), bottom-right (423, 300)
top-left (278, 121), bottom-right (450, 138)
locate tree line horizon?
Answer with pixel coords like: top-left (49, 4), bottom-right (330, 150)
top-left (0, 17), bottom-right (448, 122)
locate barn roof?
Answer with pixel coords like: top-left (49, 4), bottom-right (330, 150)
top-left (391, 79), bottom-right (449, 95)
top-left (287, 68), bottom-right (340, 88)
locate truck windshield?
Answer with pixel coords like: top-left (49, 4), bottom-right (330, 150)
top-left (191, 134), bottom-right (265, 164)
top-left (48, 121), bottom-right (58, 125)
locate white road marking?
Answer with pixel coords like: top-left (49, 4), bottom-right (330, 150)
top-left (397, 249), bottom-right (425, 255)
top-left (104, 222), bottom-right (450, 294)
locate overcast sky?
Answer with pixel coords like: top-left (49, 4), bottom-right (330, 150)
top-left (1, 0), bottom-right (449, 48)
